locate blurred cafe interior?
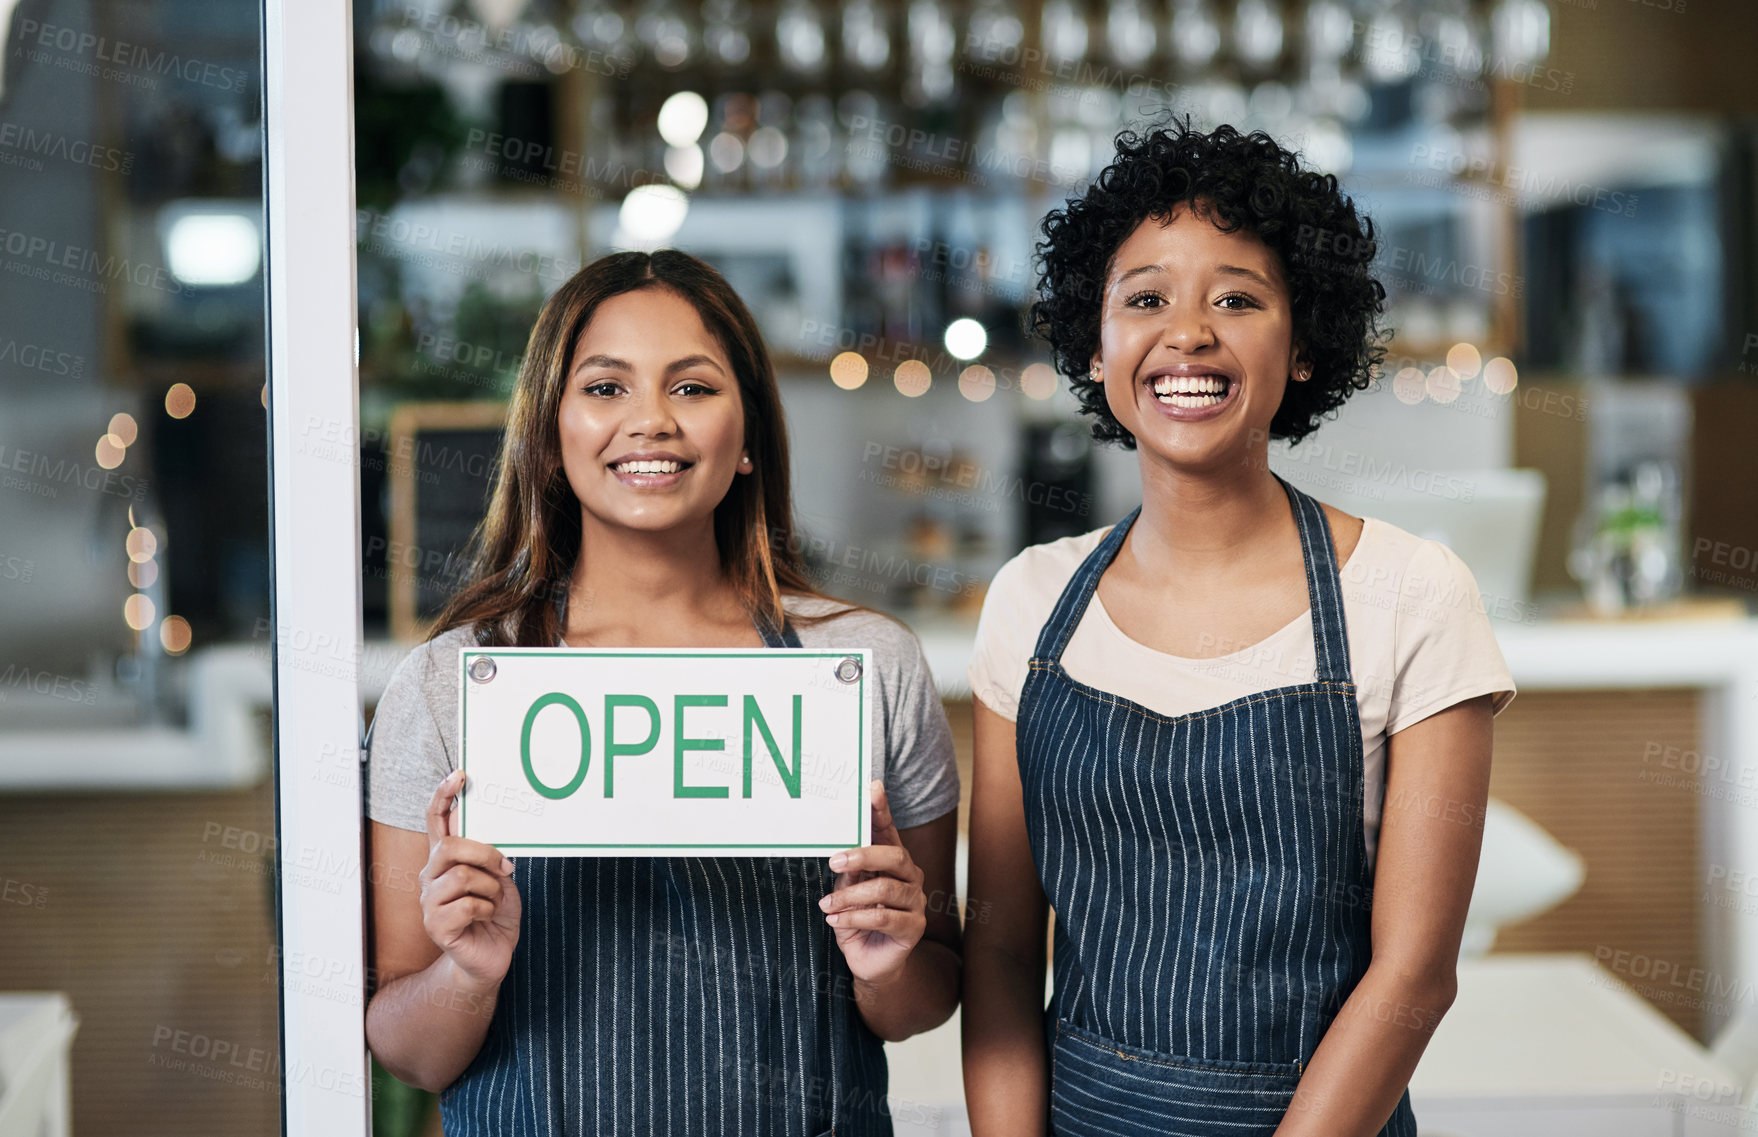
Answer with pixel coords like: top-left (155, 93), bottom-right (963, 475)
top-left (4, 0), bottom-right (1758, 1134)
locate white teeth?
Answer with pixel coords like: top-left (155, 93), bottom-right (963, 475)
top-left (615, 459), bottom-right (683, 474)
top-left (1151, 374), bottom-right (1229, 408)
top-left (1151, 374), bottom-right (1228, 396)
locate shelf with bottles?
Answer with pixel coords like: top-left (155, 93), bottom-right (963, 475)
top-left (366, 0), bottom-right (1559, 213)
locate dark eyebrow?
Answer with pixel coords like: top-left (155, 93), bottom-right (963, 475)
top-left (573, 353), bottom-right (727, 376)
top-left (1109, 262), bottom-right (1278, 291)
top-left (1112, 264), bottom-right (1162, 287)
top-left (664, 354), bottom-right (726, 376)
top-left (1215, 264), bottom-right (1277, 290)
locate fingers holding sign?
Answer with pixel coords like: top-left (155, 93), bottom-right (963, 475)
top-left (419, 770), bottom-right (523, 990)
top-left (822, 780), bottom-right (927, 984)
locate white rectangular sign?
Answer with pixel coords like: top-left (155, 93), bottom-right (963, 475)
top-left (458, 648), bottom-right (872, 856)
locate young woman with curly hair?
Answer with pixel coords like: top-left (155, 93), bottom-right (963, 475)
top-left (961, 121), bottom-right (1515, 1136)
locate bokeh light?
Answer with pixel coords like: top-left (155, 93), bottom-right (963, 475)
top-left (1446, 342), bottom-right (1482, 380)
top-left (958, 364), bottom-right (996, 402)
top-left (160, 615), bottom-right (192, 655)
top-left (126, 527), bottom-right (158, 563)
top-left (829, 352), bottom-right (868, 390)
top-left (124, 594), bottom-right (156, 631)
top-left (95, 435), bottom-right (125, 469)
top-left (1426, 365), bottom-right (1461, 404)
top-left (108, 412), bottom-right (138, 446)
top-left (1392, 366), bottom-right (1427, 405)
top-left (165, 383), bottom-right (196, 418)
top-left (657, 91), bottom-right (710, 147)
top-left (893, 360), bottom-right (932, 397)
top-left (1482, 356), bottom-right (1518, 394)
top-left (1020, 362), bottom-right (1059, 401)
top-left (944, 318), bottom-right (987, 361)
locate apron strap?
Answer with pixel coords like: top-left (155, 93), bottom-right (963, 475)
top-left (754, 610), bottom-right (803, 648)
top-left (1278, 474), bottom-right (1354, 687)
top-left (1030, 480), bottom-right (1354, 687)
top-left (1030, 506), bottom-right (1140, 664)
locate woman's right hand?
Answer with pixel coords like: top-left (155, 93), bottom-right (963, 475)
top-left (419, 769), bottom-right (522, 990)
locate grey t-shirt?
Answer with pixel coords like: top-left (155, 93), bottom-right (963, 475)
top-left (366, 596), bottom-right (961, 834)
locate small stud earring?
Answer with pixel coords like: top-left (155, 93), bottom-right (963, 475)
top-left (740, 454), bottom-right (752, 469)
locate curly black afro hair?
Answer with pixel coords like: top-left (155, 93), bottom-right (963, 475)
top-left (1029, 119), bottom-right (1389, 446)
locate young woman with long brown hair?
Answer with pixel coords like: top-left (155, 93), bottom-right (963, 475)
top-left (363, 249), bottom-right (961, 1136)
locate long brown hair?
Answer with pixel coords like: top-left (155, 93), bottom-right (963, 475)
top-left (429, 249), bottom-right (835, 647)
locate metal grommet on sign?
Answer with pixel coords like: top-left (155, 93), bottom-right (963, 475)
top-left (835, 656), bottom-right (862, 684)
top-left (468, 656), bottom-right (497, 683)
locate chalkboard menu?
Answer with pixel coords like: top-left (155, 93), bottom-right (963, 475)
top-left (385, 402), bottom-right (507, 641)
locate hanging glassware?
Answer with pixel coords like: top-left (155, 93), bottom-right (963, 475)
top-left (792, 93), bottom-right (839, 188)
top-left (1040, 0), bottom-right (1088, 67)
top-left (749, 90), bottom-right (793, 188)
top-left (572, 0), bottom-right (631, 58)
top-left (1427, 0), bottom-right (1483, 74)
top-left (966, 0), bottom-right (1025, 62)
top-left (776, 0), bottom-right (829, 75)
top-left (1169, 0), bottom-right (1222, 74)
top-left (1411, 0), bottom-right (1491, 122)
top-left (502, 1), bottom-right (571, 75)
top-left (1304, 0), bottom-right (1354, 66)
top-left (1360, 0), bottom-right (1421, 85)
top-left (1295, 0), bottom-right (1357, 120)
top-left (906, 0), bottom-right (957, 105)
top-left (1106, 0), bottom-right (1158, 71)
top-left (636, 0), bottom-right (696, 70)
top-left (842, 0), bottom-right (893, 74)
top-left (702, 0), bottom-right (753, 68)
top-left (838, 89), bottom-right (890, 186)
top-left (706, 91), bottom-right (756, 190)
top-left (1233, 0), bottom-right (1286, 73)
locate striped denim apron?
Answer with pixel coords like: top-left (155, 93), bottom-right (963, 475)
top-left (439, 617), bottom-right (892, 1137)
top-left (1016, 479), bottom-right (1418, 1137)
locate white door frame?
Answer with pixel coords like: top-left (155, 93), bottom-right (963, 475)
top-left (262, 0), bottom-right (370, 1132)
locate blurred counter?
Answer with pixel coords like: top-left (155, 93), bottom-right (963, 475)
top-left (3, 614), bottom-right (1754, 785)
top-left (911, 609), bottom-right (1758, 1045)
top-left (7, 613), bottom-right (1758, 1030)
top-left (905, 611), bottom-right (1758, 699)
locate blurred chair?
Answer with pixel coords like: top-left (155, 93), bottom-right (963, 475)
top-left (1710, 1008), bottom-right (1758, 1110)
top-left (0, 992), bottom-right (78, 1137)
top-left (1460, 798), bottom-right (1586, 958)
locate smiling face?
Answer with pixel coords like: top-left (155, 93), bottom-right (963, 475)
top-left (556, 286), bottom-right (749, 535)
top-left (1094, 204), bottom-right (1303, 472)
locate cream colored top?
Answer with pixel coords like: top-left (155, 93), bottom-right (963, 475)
top-left (968, 516), bottom-right (1517, 870)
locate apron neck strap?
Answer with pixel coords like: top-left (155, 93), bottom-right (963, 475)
top-left (1029, 477), bottom-right (1354, 686)
top-left (754, 609), bottom-right (803, 649)
top-left (1279, 475), bottom-right (1353, 686)
top-left (1029, 506), bottom-right (1139, 664)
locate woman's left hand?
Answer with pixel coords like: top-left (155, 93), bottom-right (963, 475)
top-left (821, 780), bottom-right (926, 986)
